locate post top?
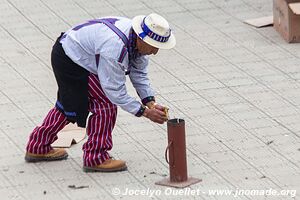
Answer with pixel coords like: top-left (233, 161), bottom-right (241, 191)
top-left (168, 118), bottom-right (185, 125)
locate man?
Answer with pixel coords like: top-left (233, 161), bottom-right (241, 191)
top-left (25, 13), bottom-right (176, 172)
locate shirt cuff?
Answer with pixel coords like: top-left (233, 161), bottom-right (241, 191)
top-left (142, 96), bottom-right (155, 105)
top-left (135, 105), bottom-right (146, 117)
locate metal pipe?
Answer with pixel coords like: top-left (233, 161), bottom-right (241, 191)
top-left (166, 118), bottom-right (188, 182)
top-left (156, 118), bottom-right (201, 188)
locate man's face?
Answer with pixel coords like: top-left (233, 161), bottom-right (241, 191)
top-left (136, 37), bottom-right (159, 55)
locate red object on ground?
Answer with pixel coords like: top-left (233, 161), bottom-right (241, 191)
top-left (156, 118), bottom-right (201, 188)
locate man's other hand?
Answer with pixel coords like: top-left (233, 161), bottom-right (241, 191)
top-left (143, 108), bottom-right (168, 124)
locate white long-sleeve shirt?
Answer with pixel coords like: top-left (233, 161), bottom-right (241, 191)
top-left (60, 17), bottom-right (155, 115)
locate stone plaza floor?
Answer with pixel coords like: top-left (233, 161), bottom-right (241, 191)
top-left (0, 0), bottom-right (299, 199)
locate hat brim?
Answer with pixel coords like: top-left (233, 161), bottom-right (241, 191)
top-left (132, 15), bottom-right (176, 50)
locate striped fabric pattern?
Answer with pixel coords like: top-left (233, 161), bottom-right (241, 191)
top-left (26, 108), bottom-right (69, 154)
top-left (82, 74), bottom-right (117, 167)
top-left (26, 74), bottom-right (117, 167)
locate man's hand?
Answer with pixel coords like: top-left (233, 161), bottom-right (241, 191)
top-left (146, 101), bottom-right (166, 112)
top-left (146, 101), bottom-right (156, 109)
top-left (143, 108), bottom-right (168, 124)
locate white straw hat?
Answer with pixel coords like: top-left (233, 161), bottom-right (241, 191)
top-left (132, 13), bottom-right (176, 49)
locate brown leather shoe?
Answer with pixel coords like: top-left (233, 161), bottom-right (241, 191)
top-left (25, 149), bottom-right (68, 162)
top-left (83, 158), bottom-right (127, 172)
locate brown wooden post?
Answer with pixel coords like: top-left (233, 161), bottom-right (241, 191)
top-left (155, 118), bottom-right (201, 188)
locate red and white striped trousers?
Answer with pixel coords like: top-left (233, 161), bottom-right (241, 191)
top-left (26, 74), bottom-right (117, 167)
